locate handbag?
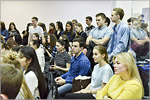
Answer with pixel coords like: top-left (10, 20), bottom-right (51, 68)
top-left (71, 75), bottom-right (91, 93)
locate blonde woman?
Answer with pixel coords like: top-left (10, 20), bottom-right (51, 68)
top-left (1, 50), bottom-right (34, 99)
top-left (96, 52), bottom-right (144, 99)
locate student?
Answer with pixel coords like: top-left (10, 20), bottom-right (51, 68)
top-left (130, 18), bottom-right (149, 58)
top-left (127, 17), bottom-right (132, 29)
top-left (0, 21), bottom-right (9, 42)
top-left (105, 17), bottom-right (111, 27)
top-left (28, 17), bottom-right (44, 45)
top-left (8, 22), bottom-right (22, 45)
top-left (50, 39), bottom-right (71, 77)
top-left (85, 16), bottom-right (95, 36)
top-left (86, 13), bottom-right (112, 48)
top-left (72, 19), bottom-right (78, 31)
top-left (59, 35), bottom-right (70, 52)
top-left (1, 64), bottom-right (23, 99)
top-left (64, 45), bottom-right (113, 99)
top-left (54, 38), bottom-right (91, 98)
top-left (18, 46), bottom-right (48, 99)
top-left (54, 21), bottom-right (64, 39)
top-left (30, 40), bottom-right (45, 72)
top-left (75, 23), bottom-right (87, 41)
top-left (48, 22), bottom-right (56, 34)
top-left (62, 21), bottom-right (75, 42)
top-left (107, 8), bottom-right (130, 60)
top-left (47, 34), bottom-right (57, 58)
top-left (6, 36), bottom-right (18, 50)
top-left (96, 52), bottom-right (144, 99)
top-left (22, 23), bottom-right (32, 45)
top-left (38, 22), bottom-right (47, 36)
top-left (1, 50), bottom-right (34, 99)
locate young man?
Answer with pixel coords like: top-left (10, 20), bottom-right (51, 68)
top-left (28, 17), bottom-right (43, 45)
top-left (86, 13), bottom-right (112, 48)
top-left (1, 64), bottom-right (23, 99)
top-left (85, 16), bottom-right (95, 36)
top-left (55, 38), bottom-right (91, 98)
top-left (107, 8), bottom-right (130, 60)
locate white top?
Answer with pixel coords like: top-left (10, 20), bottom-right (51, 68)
top-left (91, 64), bottom-right (113, 97)
top-left (35, 47), bottom-right (45, 72)
top-left (24, 71), bottom-right (40, 98)
top-left (29, 25), bottom-right (43, 37)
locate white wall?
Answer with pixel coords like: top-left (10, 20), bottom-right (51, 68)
top-left (1, 1), bottom-right (114, 33)
top-left (1, 0), bottom-right (149, 33)
top-left (116, 0), bottom-right (150, 23)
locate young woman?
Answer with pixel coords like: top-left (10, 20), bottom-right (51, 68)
top-left (1, 50), bottom-right (34, 99)
top-left (75, 23), bottom-right (87, 41)
top-left (96, 52), bottom-right (144, 99)
top-left (47, 34), bottom-right (57, 58)
top-left (0, 21), bottom-right (9, 42)
top-left (8, 22), bottom-right (22, 45)
top-left (18, 46), bottom-right (48, 99)
top-left (22, 23), bottom-right (32, 45)
top-left (48, 22), bottom-right (56, 34)
top-left (63, 21), bottom-right (75, 42)
top-left (38, 22), bottom-right (47, 36)
top-left (54, 21), bottom-right (64, 39)
top-left (64, 45), bottom-right (113, 99)
top-left (50, 39), bottom-right (71, 78)
top-left (59, 35), bottom-right (70, 52)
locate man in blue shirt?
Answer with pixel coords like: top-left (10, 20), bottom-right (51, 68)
top-left (107, 8), bottom-right (130, 60)
top-left (86, 13), bottom-right (112, 48)
top-left (55, 38), bottom-right (91, 98)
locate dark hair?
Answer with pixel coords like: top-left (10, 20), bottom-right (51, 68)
top-left (105, 17), bottom-right (110, 26)
top-left (11, 46), bottom-right (21, 52)
top-left (33, 33), bottom-right (39, 40)
top-left (42, 35), bottom-right (48, 49)
top-left (72, 19), bottom-right (78, 23)
top-left (20, 46), bottom-right (48, 99)
top-left (32, 40), bottom-right (40, 48)
top-left (57, 39), bottom-right (67, 51)
top-left (127, 17), bottom-right (132, 23)
top-left (48, 34), bottom-right (57, 53)
top-left (59, 35), bottom-right (70, 52)
top-left (48, 22), bottom-right (56, 34)
top-left (113, 8), bottom-right (124, 20)
top-left (73, 38), bottom-right (85, 48)
top-left (8, 22), bottom-right (18, 31)
top-left (96, 13), bottom-right (106, 20)
top-left (0, 21), bottom-right (6, 31)
top-left (56, 21), bottom-right (64, 31)
top-left (1, 63), bottom-right (23, 99)
top-left (64, 21), bottom-right (74, 36)
top-left (32, 16), bottom-right (38, 21)
top-left (38, 22), bottom-right (47, 32)
top-left (86, 16), bottom-right (93, 21)
top-left (75, 36), bottom-right (86, 48)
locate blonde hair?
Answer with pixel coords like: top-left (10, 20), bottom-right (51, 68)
top-left (1, 50), bottom-right (34, 99)
top-left (94, 45), bottom-right (109, 64)
top-left (113, 52), bottom-right (144, 97)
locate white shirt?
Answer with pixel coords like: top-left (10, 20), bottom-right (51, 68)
top-left (29, 26), bottom-right (43, 37)
top-left (24, 71), bottom-right (39, 98)
top-left (91, 64), bottom-right (113, 97)
top-left (35, 47), bottom-right (45, 72)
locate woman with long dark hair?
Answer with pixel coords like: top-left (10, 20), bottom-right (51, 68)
top-left (18, 46), bottom-right (48, 99)
top-left (0, 21), bottom-right (9, 42)
top-left (63, 21), bottom-right (75, 42)
top-left (8, 22), bottom-right (22, 45)
top-left (54, 21), bottom-right (64, 39)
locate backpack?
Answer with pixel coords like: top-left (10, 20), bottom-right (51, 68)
top-left (43, 61), bottom-right (58, 99)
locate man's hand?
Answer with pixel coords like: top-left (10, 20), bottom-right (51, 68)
top-left (55, 77), bottom-right (66, 85)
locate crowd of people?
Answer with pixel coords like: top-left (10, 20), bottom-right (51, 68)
top-left (0, 7), bottom-right (149, 99)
